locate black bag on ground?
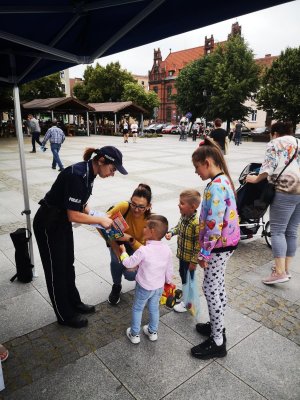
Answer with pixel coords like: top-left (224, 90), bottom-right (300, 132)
top-left (10, 228), bottom-right (34, 283)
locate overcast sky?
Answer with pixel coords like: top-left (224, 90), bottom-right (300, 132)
top-left (69, 1), bottom-right (300, 78)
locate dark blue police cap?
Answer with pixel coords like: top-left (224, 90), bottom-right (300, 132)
top-left (97, 146), bottom-right (128, 175)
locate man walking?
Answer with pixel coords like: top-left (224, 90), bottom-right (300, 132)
top-left (41, 119), bottom-right (65, 171)
top-left (28, 114), bottom-right (43, 153)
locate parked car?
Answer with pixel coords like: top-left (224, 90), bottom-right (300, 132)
top-left (162, 124), bottom-right (179, 134)
top-left (250, 127), bottom-right (270, 136)
top-left (295, 127), bottom-right (300, 138)
top-left (241, 126), bottom-right (252, 137)
top-left (143, 123), bottom-right (156, 133)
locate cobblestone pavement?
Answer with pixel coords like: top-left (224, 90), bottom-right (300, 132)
top-left (1, 235), bottom-right (299, 398)
top-left (0, 135), bottom-right (299, 398)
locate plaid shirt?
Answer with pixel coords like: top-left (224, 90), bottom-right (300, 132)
top-left (42, 126), bottom-right (65, 145)
top-left (170, 212), bottom-right (200, 264)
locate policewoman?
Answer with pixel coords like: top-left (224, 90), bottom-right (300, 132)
top-left (33, 146), bottom-right (128, 328)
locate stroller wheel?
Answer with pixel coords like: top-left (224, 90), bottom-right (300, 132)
top-left (264, 221), bottom-right (272, 249)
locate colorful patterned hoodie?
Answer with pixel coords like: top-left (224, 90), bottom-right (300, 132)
top-left (199, 173), bottom-right (240, 260)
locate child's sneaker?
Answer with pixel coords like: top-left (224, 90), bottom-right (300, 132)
top-left (126, 328), bottom-right (140, 344)
top-left (174, 301), bottom-right (187, 313)
top-left (143, 325), bottom-right (158, 341)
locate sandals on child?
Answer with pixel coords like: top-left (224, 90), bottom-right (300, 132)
top-left (0, 344), bottom-right (9, 362)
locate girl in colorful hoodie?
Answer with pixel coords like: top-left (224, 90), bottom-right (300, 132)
top-left (190, 137), bottom-right (240, 360)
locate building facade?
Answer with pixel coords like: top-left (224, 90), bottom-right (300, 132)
top-left (148, 23), bottom-right (277, 127)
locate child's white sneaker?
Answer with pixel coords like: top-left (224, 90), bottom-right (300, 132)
top-left (143, 325), bottom-right (158, 341)
top-left (174, 301), bottom-right (187, 313)
top-left (126, 327), bottom-right (140, 344)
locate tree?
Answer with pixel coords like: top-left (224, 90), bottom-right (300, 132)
top-left (122, 82), bottom-right (160, 114)
top-left (73, 62), bottom-right (136, 103)
top-left (20, 73), bottom-right (65, 101)
top-left (175, 35), bottom-right (260, 131)
top-left (256, 47), bottom-right (300, 130)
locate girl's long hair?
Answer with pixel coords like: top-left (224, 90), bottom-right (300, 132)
top-left (192, 137), bottom-right (236, 194)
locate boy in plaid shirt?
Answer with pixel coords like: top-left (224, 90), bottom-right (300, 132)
top-left (165, 189), bottom-right (201, 312)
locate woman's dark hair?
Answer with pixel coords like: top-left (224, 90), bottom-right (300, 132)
top-left (271, 121), bottom-right (293, 136)
top-left (83, 147), bottom-right (111, 165)
top-left (131, 183), bottom-right (152, 217)
top-left (192, 137), bottom-right (236, 194)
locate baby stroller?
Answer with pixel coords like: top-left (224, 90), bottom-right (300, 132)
top-left (236, 163), bottom-right (271, 248)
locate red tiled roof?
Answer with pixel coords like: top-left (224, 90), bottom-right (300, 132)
top-left (162, 46), bottom-right (205, 72)
top-left (255, 54), bottom-right (278, 69)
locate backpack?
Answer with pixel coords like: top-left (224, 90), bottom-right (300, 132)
top-left (10, 228), bottom-right (34, 283)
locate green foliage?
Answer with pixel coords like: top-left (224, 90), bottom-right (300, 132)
top-left (122, 82), bottom-right (160, 114)
top-left (74, 62), bottom-right (136, 103)
top-left (175, 36), bottom-right (260, 127)
top-left (256, 47), bottom-right (300, 128)
top-left (20, 73), bottom-right (65, 101)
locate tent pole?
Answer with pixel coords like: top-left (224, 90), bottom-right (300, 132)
top-left (86, 111), bottom-right (90, 136)
top-left (141, 112), bottom-right (144, 132)
top-left (114, 113), bottom-right (117, 134)
top-left (13, 85), bottom-right (36, 276)
top-left (94, 113), bottom-right (96, 134)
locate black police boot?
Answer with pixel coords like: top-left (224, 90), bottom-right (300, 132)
top-left (58, 315), bottom-right (88, 328)
top-left (75, 303), bottom-right (96, 314)
top-left (108, 284), bottom-right (122, 305)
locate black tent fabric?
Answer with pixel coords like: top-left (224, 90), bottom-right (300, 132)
top-left (0, 0), bottom-right (291, 269)
top-left (0, 0), bottom-right (291, 86)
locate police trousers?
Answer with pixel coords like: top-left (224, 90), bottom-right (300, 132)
top-left (33, 205), bottom-right (81, 322)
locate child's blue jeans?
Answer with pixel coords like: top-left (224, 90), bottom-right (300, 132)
top-left (131, 283), bottom-right (163, 336)
top-left (179, 259), bottom-right (194, 285)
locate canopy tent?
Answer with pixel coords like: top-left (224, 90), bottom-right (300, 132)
top-left (88, 101), bottom-right (147, 133)
top-left (0, 0), bottom-right (291, 267)
top-left (22, 97), bottom-right (94, 134)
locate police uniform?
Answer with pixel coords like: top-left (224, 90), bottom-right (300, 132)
top-left (33, 160), bottom-right (95, 323)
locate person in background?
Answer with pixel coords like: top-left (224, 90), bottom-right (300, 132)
top-left (234, 120), bottom-right (243, 146)
top-left (192, 122), bottom-right (200, 141)
top-left (165, 189), bottom-right (201, 313)
top-left (28, 114), bottom-right (44, 153)
top-left (210, 118), bottom-right (228, 154)
top-left (246, 121), bottom-right (300, 284)
top-left (123, 120), bottom-right (129, 143)
top-left (41, 119), bottom-right (65, 171)
top-left (191, 138), bottom-right (240, 359)
top-left (106, 184), bottom-right (152, 305)
top-left (120, 215), bottom-right (173, 344)
top-left (33, 146), bottom-right (127, 328)
top-left (131, 121), bottom-right (138, 143)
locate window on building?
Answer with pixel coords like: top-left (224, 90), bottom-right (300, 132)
top-left (61, 84), bottom-right (65, 93)
top-left (153, 86), bottom-right (158, 94)
top-left (141, 81), bottom-right (144, 86)
top-left (250, 110), bottom-right (257, 122)
top-left (167, 86), bottom-right (172, 101)
top-left (166, 107), bottom-right (172, 122)
top-left (60, 71), bottom-right (65, 78)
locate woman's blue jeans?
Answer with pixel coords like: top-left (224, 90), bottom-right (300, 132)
top-left (110, 244), bottom-right (137, 285)
top-left (270, 192), bottom-right (300, 258)
top-left (131, 283), bottom-right (163, 336)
